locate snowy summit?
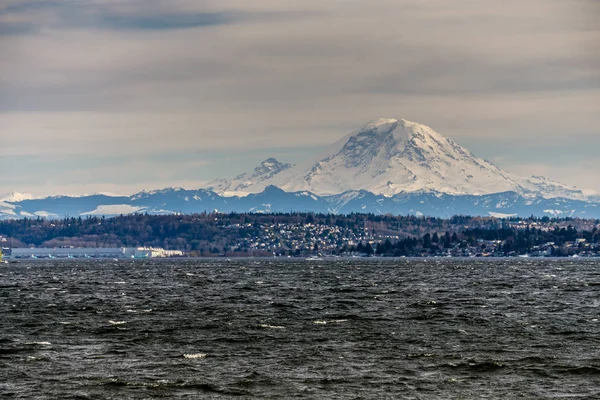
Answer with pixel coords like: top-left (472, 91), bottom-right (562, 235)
top-left (0, 192), bottom-right (37, 202)
top-left (206, 158), bottom-right (294, 196)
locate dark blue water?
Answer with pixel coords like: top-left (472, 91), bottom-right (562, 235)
top-left (1, 258), bottom-right (599, 399)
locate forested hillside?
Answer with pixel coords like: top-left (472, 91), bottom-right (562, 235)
top-left (1, 213), bottom-right (599, 257)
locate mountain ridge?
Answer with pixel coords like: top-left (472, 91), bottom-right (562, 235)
top-left (1, 185), bottom-right (599, 220)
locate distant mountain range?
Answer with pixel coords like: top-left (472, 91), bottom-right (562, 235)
top-left (1, 186), bottom-right (598, 220)
top-left (2, 118), bottom-right (598, 220)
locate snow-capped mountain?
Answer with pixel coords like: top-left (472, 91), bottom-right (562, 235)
top-left (213, 118), bottom-right (586, 200)
top-left (206, 158), bottom-right (293, 196)
top-left (0, 192), bottom-right (37, 202)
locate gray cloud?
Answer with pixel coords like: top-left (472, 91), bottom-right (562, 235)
top-left (0, 0), bottom-right (315, 35)
top-left (0, 0), bottom-right (599, 195)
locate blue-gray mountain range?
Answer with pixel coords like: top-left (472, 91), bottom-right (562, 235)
top-left (1, 186), bottom-right (598, 220)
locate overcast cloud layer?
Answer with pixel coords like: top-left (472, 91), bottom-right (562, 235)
top-left (1, 0), bottom-right (599, 196)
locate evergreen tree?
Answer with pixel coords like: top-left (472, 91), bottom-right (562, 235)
top-left (423, 233), bottom-right (432, 248)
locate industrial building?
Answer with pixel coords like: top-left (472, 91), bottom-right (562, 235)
top-left (7, 247), bottom-right (183, 259)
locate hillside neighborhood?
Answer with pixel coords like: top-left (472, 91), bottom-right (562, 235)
top-left (1, 213), bottom-right (599, 258)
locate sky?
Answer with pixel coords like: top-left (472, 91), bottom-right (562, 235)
top-left (1, 0), bottom-right (599, 197)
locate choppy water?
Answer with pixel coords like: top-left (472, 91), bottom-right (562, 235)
top-left (1, 258), bottom-right (599, 399)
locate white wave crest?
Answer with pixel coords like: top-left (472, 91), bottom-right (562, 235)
top-left (313, 319), bottom-right (348, 325)
top-left (183, 353), bottom-right (207, 359)
top-left (259, 324), bottom-right (285, 329)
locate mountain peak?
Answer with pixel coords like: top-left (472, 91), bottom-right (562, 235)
top-left (361, 117), bottom-right (398, 131)
top-left (356, 118), bottom-right (439, 145)
top-left (254, 158), bottom-right (293, 176)
top-left (274, 117), bottom-right (505, 196)
top-left (262, 157), bottom-right (279, 164)
top-left (1, 192), bottom-right (37, 202)
top-left (205, 158), bottom-right (294, 196)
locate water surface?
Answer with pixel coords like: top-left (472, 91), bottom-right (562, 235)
top-left (1, 258), bottom-right (599, 399)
